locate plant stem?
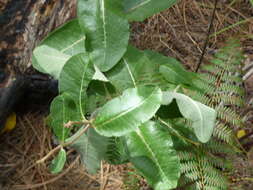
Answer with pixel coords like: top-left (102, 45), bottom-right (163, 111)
top-left (64, 120), bottom-right (90, 128)
top-left (195, 0), bottom-right (218, 72)
top-left (36, 124), bottom-right (90, 164)
top-left (174, 85), bottom-right (181, 92)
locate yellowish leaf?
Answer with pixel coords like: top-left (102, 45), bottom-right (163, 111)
top-left (1, 113), bottom-right (16, 133)
top-left (237, 129), bottom-right (246, 139)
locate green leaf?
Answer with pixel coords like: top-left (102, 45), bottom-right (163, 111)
top-left (68, 127), bottom-right (108, 174)
top-left (86, 80), bottom-right (116, 114)
top-left (48, 93), bottom-right (79, 141)
top-left (32, 19), bottom-right (85, 78)
top-left (59, 53), bottom-right (95, 119)
top-left (250, 0), bottom-right (253, 6)
top-left (126, 121), bottom-right (180, 190)
top-left (162, 92), bottom-right (216, 143)
top-left (159, 64), bottom-right (193, 86)
top-left (41, 19), bottom-right (85, 54)
top-left (78, 0), bottom-right (130, 71)
top-left (93, 86), bottom-right (162, 137)
top-left (49, 148), bottom-right (67, 174)
top-left (145, 51), bottom-right (194, 87)
top-left (106, 46), bottom-right (157, 91)
top-left (32, 45), bottom-right (71, 79)
top-left (123, 0), bottom-right (178, 21)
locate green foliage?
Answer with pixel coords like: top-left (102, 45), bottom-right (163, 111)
top-left (127, 121), bottom-right (180, 190)
top-left (193, 40), bottom-right (245, 145)
top-left (67, 127), bottom-right (109, 174)
top-left (31, 1), bottom-right (247, 190)
top-left (59, 53), bottom-right (94, 119)
top-left (93, 86), bottom-right (162, 137)
top-left (162, 92), bottom-right (216, 143)
top-left (32, 19), bottom-right (85, 79)
top-left (176, 40), bottom-right (246, 190)
top-left (77, 0), bottom-right (130, 72)
top-left (48, 93), bottom-right (79, 141)
top-left (49, 148), bottom-right (67, 174)
top-left (123, 0), bottom-right (178, 21)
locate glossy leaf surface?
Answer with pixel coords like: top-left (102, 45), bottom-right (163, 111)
top-left (162, 92), bottom-right (216, 142)
top-left (32, 19), bottom-right (85, 78)
top-left (106, 46), bottom-right (156, 91)
top-left (123, 0), bottom-right (177, 21)
top-left (93, 86), bottom-right (162, 136)
top-left (49, 148), bottom-right (67, 174)
top-left (59, 53), bottom-right (95, 118)
top-left (48, 93), bottom-right (79, 141)
top-left (78, 0), bottom-right (129, 71)
top-left (126, 121), bottom-right (180, 190)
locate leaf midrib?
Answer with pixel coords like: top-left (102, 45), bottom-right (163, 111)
top-left (126, 0), bottom-right (151, 13)
top-left (100, 0), bottom-right (107, 63)
top-left (61, 36), bottom-right (86, 53)
top-left (136, 129), bottom-right (169, 184)
top-left (78, 56), bottom-right (90, 119)
top-left (95, 88), bottom-right (157, 127)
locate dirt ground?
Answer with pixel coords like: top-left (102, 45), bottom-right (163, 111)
top-left (0, 0), bottom-right (253, 189)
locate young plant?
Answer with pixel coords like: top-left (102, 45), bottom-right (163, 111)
top-left (32, 1), bottom-right (217, 189)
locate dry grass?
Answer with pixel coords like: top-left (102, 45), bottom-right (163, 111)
top-left (0, 114), bottom-right (128, 190)
top-left (0, 0), bottom-right (253, 189)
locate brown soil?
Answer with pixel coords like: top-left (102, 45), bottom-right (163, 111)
top-left (1, 0), bottom-right (253, 189)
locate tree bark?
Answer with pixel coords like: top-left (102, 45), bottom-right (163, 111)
top-left (0, 0), bottom-right (76, 129)
top-left (0, 0), bottom-right (76, 81)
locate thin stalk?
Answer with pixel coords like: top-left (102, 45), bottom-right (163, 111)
top-left (37, 124), bottom-right (90, 164)
top-left (195, 0), bottom-right (218, 72)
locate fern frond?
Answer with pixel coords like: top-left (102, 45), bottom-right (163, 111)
top-left (178, 150), bottom-right (228, 190)
top-left (176, 39), bottom-right (245, 189)
top-left (212, 122), bottom-right (236, 145)
top-left (106, 137), bottom-right (128, 165)
top-left (216, 106), bottom-right (243, 128)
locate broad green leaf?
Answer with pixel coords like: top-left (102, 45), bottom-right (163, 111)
top-left (145, 50), bottom-right (196, 86)
top-left (67, 127), bottom-right (108, 174)
top-left (86, 80), bottom-right (116, 114)
top-left (162, 92), bottom-right (216, 143)
top-left (126, 121), bottom-right (180, 190)
top-left (159, 64), bottom-right (193, 86)
top-left (48, 93), bottom-right (78, 141)
top-left (93, 86), bottom-right (162, 137)
top-left (123, 0), bottom-right (178, 21)
top-left (32, 19), bottom-right (86, 78)
top-left (49, 148), bottom-right (67, 174)
top-left (106, 46), bottom-right (157, 91)
top-left (130, 156), bottom-right (160, 184)
top-left (250, 0), bottom-right (253, 6)
top-left (78, 0), bottom-right (130, 71)
top-left (32, 45), bottom-right (71, 79)
top-left (41, 19), bottom-right (85, 54)
top-left (106, 0), bottom-right (125, 17)
top-left (59, 53), bottom-right (95, 119)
